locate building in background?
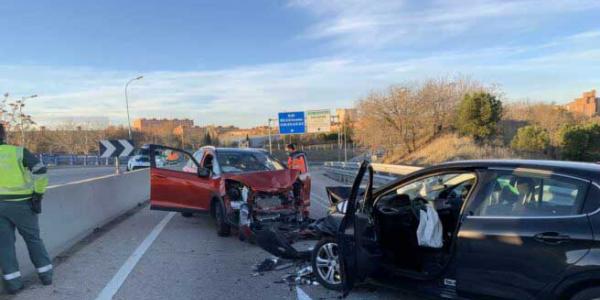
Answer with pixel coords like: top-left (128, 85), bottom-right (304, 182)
top-left (39, 116), bottom-right (110, 129)
top-left (565, 90), bottom-right (599, 117)
top-left (133, 118), bottom-right (194, 132)
top-left (335, 108), bottom-right (357, 123)
top-left (331, 108), bottom-right (357, 132)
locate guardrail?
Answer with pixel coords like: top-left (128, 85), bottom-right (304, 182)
top-left (323, 161), bottom-right (423, 186)
top-left (39, 154), bottom-right (130, 167)
top-left (10, 169), bottom-right (150, 277)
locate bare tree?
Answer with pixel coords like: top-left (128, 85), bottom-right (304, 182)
top-left (355, 77), bottom-right (492, 159)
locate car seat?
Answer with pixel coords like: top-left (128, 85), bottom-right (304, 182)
top-left (484, 185), bottom-right (518, 216)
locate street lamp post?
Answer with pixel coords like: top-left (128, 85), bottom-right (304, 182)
top-left (267, 118), bottom-right (277, 154)
top-left (125, 76), bottom-right (143, 141)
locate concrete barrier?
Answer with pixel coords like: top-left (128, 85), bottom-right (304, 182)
top-left (11, 169), bottom-right (150, 277)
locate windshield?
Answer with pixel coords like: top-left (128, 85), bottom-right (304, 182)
top-left (136, 148), bottom-right (150, 156)
top-left (396, 173), bottom-right (476, 201)
top-left (216, 150), bottom-right (285, 173)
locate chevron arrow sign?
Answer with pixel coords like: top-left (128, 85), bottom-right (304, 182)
top-left (99, 140), bottom-right (135, 158)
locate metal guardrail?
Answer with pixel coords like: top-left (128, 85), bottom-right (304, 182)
top-left (39, 154), bottom-right (129, 167)
top-left (323, 161), bottom-right (423, 186)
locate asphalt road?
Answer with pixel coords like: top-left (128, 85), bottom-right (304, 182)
top-left (47, 167), bottom-right (124, 186)
top-left (3, 168), bottom-right (418, 300)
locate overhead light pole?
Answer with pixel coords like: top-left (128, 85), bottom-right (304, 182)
top-left (125, 75), bottom-right (143, 140)
top-left (267, 118), bottom-right (277, 154)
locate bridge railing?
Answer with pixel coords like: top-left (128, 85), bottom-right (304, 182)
top-left (322, 161), bottom-right (423, 186)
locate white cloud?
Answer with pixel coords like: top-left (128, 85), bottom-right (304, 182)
top-left (291, 0), bottom-right (600, 48)
top-left (0, 58), bottom-right (414, 128)
top-left (3, 33), bottom-right (599, 129)
top-left (2, 1), bottom-right (600, 129)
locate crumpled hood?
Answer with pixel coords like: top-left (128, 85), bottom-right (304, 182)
top-left (224, 169), bottom-right (299, 193)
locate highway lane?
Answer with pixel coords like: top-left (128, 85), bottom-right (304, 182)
top-left (47, 167), bottom-right (125, 186)
top-left (5, 168), bottom-right (417, 300)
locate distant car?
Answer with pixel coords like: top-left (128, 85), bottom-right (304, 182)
top-left (127, 153), bottom-right (150, 171)
top-left (257, 160), bottom-right (600, 300)
top-left (127, 146), bottom-right (165, 171)
top-left (147, 145), bottom-right (311, 238)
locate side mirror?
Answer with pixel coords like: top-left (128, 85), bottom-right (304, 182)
top-left (197, 167), bottom-right (211, 178)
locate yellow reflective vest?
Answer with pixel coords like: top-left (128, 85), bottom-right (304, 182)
top-left (0, 145), bottom-right (45, 201)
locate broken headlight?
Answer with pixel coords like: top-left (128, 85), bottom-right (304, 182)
top-left (226, 180), bottom-right (250, 210)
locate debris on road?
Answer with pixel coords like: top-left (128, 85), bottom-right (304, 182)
top-left (254, 257), bottom-right (319, 289)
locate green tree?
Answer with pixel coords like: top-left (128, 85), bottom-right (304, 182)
top-left (511, 125), bottom-right (550, 153)
top-left (455, 92), bottom-right (503, 141)
top-left (560, 123), bottom-right (600, 161)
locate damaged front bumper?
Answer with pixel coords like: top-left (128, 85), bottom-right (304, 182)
top-left (253, 210), bottom-right (345, 260)
top-left (252, 186), bottom-right (354, 260)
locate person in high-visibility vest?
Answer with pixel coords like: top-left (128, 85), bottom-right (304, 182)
top-left (0, 124), bottom-right (52, 294)
top-left (286, 143), bottom-right (307, 174)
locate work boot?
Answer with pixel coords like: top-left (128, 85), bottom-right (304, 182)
top-left (39, 271), bottom-right (53, 286)
top-left (3, 281), bottom-right (24, 295)
top-left (40, 276), bottom-right (52, 286)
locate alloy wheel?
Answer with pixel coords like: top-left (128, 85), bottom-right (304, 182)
top-left (315, 242), bottom-right (342, 285)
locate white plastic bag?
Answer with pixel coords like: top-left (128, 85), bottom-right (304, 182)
top-left (416, 205), bottom-right (443, 248)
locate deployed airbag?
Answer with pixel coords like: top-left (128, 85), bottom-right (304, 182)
top-left (416, 206), bottom-right (443, 248)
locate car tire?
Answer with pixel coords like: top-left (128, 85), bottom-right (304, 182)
top-left (312, 237), bottom-right (343, 291)
top-left (181, 212), bottom-right (193, 218)
top-left (214, 201), bottom-right (231, 237)
top-left (571, 287), bottom-right (600, 300)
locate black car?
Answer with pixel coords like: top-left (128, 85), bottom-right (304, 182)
top-left (256, 160), bottom-right (600, 299)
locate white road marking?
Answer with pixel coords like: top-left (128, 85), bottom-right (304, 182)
top-left (296, 287), bottom-right (313, 300)
top-left (95, 212), bottom-right (176, 300)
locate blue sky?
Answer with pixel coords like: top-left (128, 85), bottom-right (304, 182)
top-left (1, 0), bottom-right (599, 127)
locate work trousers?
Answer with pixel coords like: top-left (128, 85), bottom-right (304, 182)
top-left (0, 200), bottom-right (52, 290)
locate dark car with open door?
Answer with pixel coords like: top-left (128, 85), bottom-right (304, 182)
top-left (256, 159), bottom-right (600, 299)
top-left (336, 160), bottom-right (600, 299)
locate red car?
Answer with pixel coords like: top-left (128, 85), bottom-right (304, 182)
top-left (148, 145), bottom-right (311, 237)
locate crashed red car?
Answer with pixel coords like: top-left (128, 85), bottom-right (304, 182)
top-left (147, 145), bottom-right (311, 238)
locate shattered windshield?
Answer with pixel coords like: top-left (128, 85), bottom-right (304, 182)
top-left (217, 150), bottom-right (285, 173)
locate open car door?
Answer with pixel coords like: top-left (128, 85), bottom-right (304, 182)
top-left (337, 161), bottom-right (381, 296)
top-left (148, 145), bottom-right (213, 213)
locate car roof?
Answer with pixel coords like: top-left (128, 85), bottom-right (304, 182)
top-left (199, 146), bottom-right (268, 154)
top-left (429, 159), bottom-right (600, 181)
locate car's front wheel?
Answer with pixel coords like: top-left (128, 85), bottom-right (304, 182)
top-left (312, 237), bottom-right (343, 291)
top-left (571, 287), bottom-right (600, 300)
top-left (214, 201), bottom-right (231, 237)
